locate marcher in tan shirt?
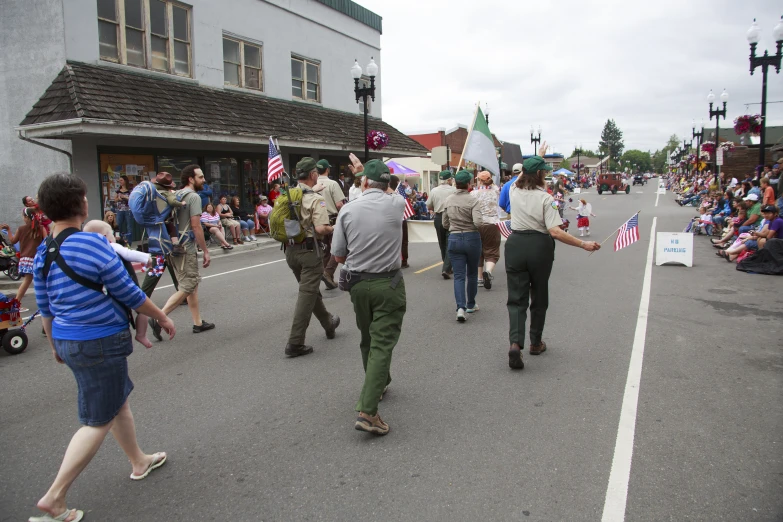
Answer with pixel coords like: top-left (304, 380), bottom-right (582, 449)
top-left (443, 170), bottom-right (483, 322)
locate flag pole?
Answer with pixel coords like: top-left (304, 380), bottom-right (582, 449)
top-left (588, 210), bottom-right (641, 256)
top-left (455, 101), bottom-right (481, 172)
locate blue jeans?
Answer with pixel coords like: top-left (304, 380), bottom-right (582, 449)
top-left (739, 225), bottom-right (754, 235)
top-left (115, 210), bottom-right (133, 245)
top-left (447, 231), bottom-right (481, 311)
top-left (237, 218), bottom-right (254, 231)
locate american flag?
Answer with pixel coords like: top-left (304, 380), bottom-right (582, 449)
top-left (397, 183), bottom-right (414, 219)
top-left (497, 220), bottom-right (512, 238)
top-left (267, 137), bottom-right (284, 183)
top-left (614, 213), bottom-right (640, 252)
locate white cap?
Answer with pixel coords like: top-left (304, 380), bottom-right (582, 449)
top-left (512, 163), bottom-right (523, 173)
top-left (743, 193), bottom-right (759, 201)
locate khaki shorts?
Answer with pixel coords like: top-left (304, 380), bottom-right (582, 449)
top-left (169, 252), bottom-right (201, 294)
top-left (221, 218), bottom-right (239, 227)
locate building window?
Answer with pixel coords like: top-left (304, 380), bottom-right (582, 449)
top-left (223, 37), bottom-right (263, 90)
top-left (97, 0), bottom-right (191, 77)
top-left (291, 56), bottom-right (319, 102)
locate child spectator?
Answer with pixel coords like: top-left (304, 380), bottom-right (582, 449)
top-left (695, 207), bottom-right (714, 236)
top-left (0, 207), bottom-right (46, 302)
top-left (83, 220), bottom-right (155, 348)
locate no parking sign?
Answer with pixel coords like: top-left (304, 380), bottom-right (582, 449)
top-left (656, 232), bottom-right (693, 267)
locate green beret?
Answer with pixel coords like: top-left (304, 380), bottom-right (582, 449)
top-left (522, 155), bottom-right (553, 173)
top-left (438, 170), bottom-right (452, 180)
top-left (363, 159), bottom-right (391, 182)
top-left (455, 170), bottom-right (473, 184)
top-left (296, 157), bottom-right (317, 178)
top-left (316, 159), bottom-right (331, 171)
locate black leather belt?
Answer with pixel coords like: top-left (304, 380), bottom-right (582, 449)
top-left (512, 230), bottom-right (548, 235)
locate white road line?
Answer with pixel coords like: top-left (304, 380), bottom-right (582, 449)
top-left (601, 217), bottom-right (657, 522)
top-left (156, 258), bottom-right (286, 290)
top-left (655, 191), bottom-right (660, 207)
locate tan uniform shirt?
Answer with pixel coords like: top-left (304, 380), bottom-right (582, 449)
top-left (300, 188), bottom-right (330, 238)
top-left (426, 183), bottom-right (457, 213)
top-left (442, 190), bottom-right (482, 232)
top-left (317, 175), bottom-right (345, 215)
top-left (509, 186), bottom-right (563, 233)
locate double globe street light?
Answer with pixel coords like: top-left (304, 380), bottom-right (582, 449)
top-left (707, 88), bottom-right (729, 191)
top-left (351, 57), bottom-right (379, 162)
top-left (747, 16), bottom-right (783, 168)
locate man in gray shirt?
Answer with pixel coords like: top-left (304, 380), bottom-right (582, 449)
top-left (426, 170), bottom-right (456, 278)
top-left (332, 159), bottom-right (406, 436)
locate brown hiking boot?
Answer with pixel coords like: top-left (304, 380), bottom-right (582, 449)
top-left (285, 344), bottom-right (314, 357)
top-left (354, 412), bottom-right (389, 435)
top-left (529, 341), bottom-right (547, 355)
top-left (322, 273), bottom-right (338, 290)
top-left (508, 343), bottom-right (524, 370)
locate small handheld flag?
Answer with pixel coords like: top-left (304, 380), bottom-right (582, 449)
top-left (614, 213), bottom-right (640, 252)
top-left (267, 137), bottom-right (284, 183)
top-left (498, 220), bottom-right (512, 238)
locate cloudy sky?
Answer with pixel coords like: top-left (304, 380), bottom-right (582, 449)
top-left (356, 0), bottom-right (783, 156)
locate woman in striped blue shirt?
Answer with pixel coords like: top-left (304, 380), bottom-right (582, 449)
top-left (29, 174), bottom-right (176, 522)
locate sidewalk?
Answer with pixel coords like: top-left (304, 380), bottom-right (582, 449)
top-left (0, 237), bottom-right (277, 293)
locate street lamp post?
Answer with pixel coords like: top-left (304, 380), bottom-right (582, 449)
top-left (574, 146), bottom-right (583, 178)
top-left (351, 57), bottom-right (378, 163)
top-left (530, 126), bottom-right (542, 154)
top-left (708, 89), bottom-right (729, 191)
top-left (747, 17), bottom-right (783, 169)
top-left (692, 120), bottom-right (704, 177)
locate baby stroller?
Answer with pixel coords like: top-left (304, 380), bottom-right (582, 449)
top-left (0, 294), bottom-right (38, 354)
top-left (0, 232), bottom-right (21, 281)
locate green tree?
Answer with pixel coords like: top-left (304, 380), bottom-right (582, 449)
top-left (620, 150), bottom-right (652, 173)
top-left (560, 158), bottom-right (571, 171)
top-left (598, 119), bottom-right (625, 165)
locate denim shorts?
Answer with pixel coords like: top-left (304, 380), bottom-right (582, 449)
top-left (54, 329), bottom-right (134, 426)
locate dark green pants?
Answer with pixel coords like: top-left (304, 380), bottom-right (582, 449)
top-left (285, 247), bottom-right (332, 345)
top-left (140, 257), bottom-right (179, 298)
top-left (434, 213), bottom-right (452, 273)
top-left (504, 232), bottom-right (554, 347)
top-left (350, 278), bottom-right (406, 416)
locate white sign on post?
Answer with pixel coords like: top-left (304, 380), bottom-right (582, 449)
top-left (656, 232), bottom-right (693, 267)
top-left (573, 187), bottom-right (581, 194)
top-left (716, 148), bottom-right (724, 166)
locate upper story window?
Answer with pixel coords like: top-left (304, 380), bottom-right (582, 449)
top-left (291, 56), bottom-right (320, 102)
top-left (223, 37), bottom-right (263, 91)
top-left (97, 0), bottom-right (192, 77)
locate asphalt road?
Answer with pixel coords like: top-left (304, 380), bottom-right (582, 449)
top-left (2, 183), bottom-right (781, 522)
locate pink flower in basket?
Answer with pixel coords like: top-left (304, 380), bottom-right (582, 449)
top-left (366, 130), bottom-right (389, 151)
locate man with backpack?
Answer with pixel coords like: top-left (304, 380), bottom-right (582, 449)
top-left (149, 164), bottom-right (215, 339)
top-left (276, 157), bottom-right (340, 357)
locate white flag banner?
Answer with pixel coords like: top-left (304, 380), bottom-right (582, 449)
top-left (462, 106), bottom-right (500, 177)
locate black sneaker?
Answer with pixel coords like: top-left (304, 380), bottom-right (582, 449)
top-left (149, 318), bottom-right (163, 341)
top-left (484, 271), bottom-right (493, 290)
top-left (441, 271), bottom-right (451, 280)
top-left (324, 315), bottom-right (340, 339)
top-left (192, 321), bottom-right (215, 334)
top-left (285, 344), bottom-right (314, 357)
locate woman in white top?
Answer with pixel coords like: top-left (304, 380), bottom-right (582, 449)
top-left (569, 199), bottom-right (596, 237)
top-left (470, 170), bottom-right (501, 289)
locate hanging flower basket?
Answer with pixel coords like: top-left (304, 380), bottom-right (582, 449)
top-left (733, 114), bottom-right (763, 136)
top-left (366, 130), bottom-right (389, 151)
top-left (701, 141), bottom-right (715, 154)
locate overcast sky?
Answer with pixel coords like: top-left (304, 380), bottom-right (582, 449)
top-left (356, 0), bottom-right (783, 156)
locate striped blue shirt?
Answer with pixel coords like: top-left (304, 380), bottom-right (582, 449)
top-left (33, 232), bottom-right (147, 341)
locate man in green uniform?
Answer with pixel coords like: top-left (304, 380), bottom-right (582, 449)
top-left (332, 159), bottom-right (407, 436)
top-left (284, 157), bottom-right (340, 358)
top-left (315, 159), bottom-right (345, 289)
top-left (426, 170), bottom-right (456, 278)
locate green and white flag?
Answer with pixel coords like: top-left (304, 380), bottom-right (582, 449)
top-left (462, 106), bottom-right (499, 177)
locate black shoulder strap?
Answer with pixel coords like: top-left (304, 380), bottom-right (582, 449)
top-left (42, 228), bottom-right (101, 293)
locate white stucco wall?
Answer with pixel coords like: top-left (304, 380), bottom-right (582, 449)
top-left (0, 0), bottom-right (71, 227)
top-left (61, 0), bottom-right (382, 116)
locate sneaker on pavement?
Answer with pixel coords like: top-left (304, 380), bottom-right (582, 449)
top-left (484, 271), bottom-right (493, 290)
top-left (466, 305), bottom-right (479, 313)
top-left (322, 273), bottom-right (338, 290)
top-left (529, 341), bottom-right (547, 355)
top-left (354, 413), bottom-right (389, 435)
top-left (192, 321), bottom-right (215, 334)
top-left (149, 317), bottom-right (163, 341)
top-left (249, 235), bottom-right (257, 241)
top-left (285, 343), bottom-right (314, 357)
top-left (325, 314), bottom-right (340, 339)
top-left (477, 279), bottom-right (484, 287)
top-left (456, 308), bottom-right (466, 322)
top-left (441, 271), bottom-right (451, 280)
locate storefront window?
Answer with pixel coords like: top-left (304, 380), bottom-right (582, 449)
top-left (156, 155), bottom-right (198, 181)
top-left (243, 159), bottom-right (266, 207)
top-left (99, 153), bottom-right (155, 212)
top-left (205, 156), bottom-right (239, 202)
